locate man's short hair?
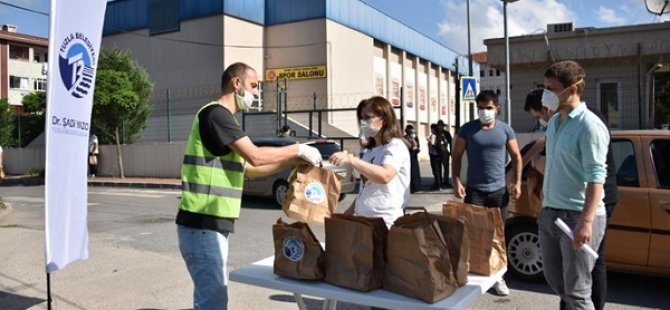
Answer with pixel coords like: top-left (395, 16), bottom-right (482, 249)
top-left (476, 90), bottom-right (499, 106)
top-left (544, 60), bottom-right (586, 95)
top-left (524, 88), bottom-right (544, 112)
top-left (221, 62), bottom-right (253, 93)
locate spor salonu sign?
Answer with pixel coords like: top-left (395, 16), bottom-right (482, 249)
top-left (265, 65), bottom-right (327, 81)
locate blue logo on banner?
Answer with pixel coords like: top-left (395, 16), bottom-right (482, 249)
top-left (283, 236), bottom-right (305, 262)
top-left (304, 182), bottom-right (325, 204)
top-left (59, 33), bottom-right (97, 98)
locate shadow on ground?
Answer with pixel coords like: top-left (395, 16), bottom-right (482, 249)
top-left (0, 291), bottom-right (44, 310)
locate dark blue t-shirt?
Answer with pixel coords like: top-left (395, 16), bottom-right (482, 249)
top-left (458, 119), bottom-right (516, 192)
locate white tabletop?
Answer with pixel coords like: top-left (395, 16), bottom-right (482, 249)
top-left (230, 256), bottom-right (505, 310)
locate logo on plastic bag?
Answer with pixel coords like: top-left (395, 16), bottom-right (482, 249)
top-left (283, 236), bottom-right (305, 262)
top-left (304, 182), bottom-right (325, 204)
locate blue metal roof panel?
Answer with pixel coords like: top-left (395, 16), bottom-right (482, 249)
top-left (265, 0), bottom-right (325, 25)
top-left (180, 0), bottom-right (224, 20)
top-left (104, 0), bottom-right (149, 36)
top-left (224, 0), bottom-right (265, 24)
top-left (326, 0), bottom-right (472, 74)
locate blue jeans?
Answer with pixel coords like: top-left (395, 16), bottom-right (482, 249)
top-left (539, 208), bottom-right (606, 310)
top-left (177, 225), bottom-right (230, 310)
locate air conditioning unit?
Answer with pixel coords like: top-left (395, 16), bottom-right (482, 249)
top-left (547, 22), bottom-right (573, 33)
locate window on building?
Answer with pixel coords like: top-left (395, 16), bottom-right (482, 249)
top-left (9, 76), bottom-right (29, 89)
top-left (496, 89), bottom-right (501, 95)
top-left (34, 55), bottom-right (40, 62)
top-left (34, 78), bottom-right (47, 91)
top-left (612, 139), bottom-right (638, 187)
top-left (599, 82), bottom-right (620, 128)
top-left (480, 70), bottom-right (484, 77)
top-left (9, 45), bottom-right (29, 60)
top-left (651, 139), bottom-right (670, 188)
top-left (496, 70), bottom-right (500, 76)
top-left (489, 70), bottom-right (493, 76)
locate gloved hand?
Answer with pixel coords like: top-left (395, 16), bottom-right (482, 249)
top-left (297, 144), bottom-right (323, 166)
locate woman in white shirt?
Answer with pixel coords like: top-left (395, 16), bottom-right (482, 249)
top-left (330, 96), bottom-right (411, 228)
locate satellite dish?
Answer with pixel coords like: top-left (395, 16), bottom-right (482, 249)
top-left (646, 0), bottom-right (669, 15)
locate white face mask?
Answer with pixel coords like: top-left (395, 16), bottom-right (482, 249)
top-left (478, 109), bottom-right (496, 124)
top-left (541, 89), bottom-right (559, 111)
top-left (360, 119), bottom-right (380, 137)
top-left (235, 87), bottom-right (255, 110)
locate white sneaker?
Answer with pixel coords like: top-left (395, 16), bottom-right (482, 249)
top-left (493, 278), bottom-right (510, 296)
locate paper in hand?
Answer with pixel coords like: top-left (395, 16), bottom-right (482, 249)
top-left (554, 218), bottom-right (599, 259)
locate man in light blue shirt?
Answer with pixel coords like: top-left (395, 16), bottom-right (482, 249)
top-left (539, 60), bottom-right (609, 310)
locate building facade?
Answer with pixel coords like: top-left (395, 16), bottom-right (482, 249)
top-left (0, 24), bottom-right (48, 113)
top-left (102, 0), bottom-right (477, 146)
top-left (485, 22), bottom-right (670, 133)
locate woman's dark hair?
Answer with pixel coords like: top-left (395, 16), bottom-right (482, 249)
top-left (357, 96), bottom-right (405, 148)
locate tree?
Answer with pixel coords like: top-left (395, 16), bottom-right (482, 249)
top-left (655, 73), bottom-right (670, 128)
top-left (92, 49), bottom-right (153, 178)
top-left (19, 91), bottom-right (47, 147)
top-left (0, 98), bottom-right (15, 147)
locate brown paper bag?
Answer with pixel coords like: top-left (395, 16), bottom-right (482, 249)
top-left (88, 155), bottom-right (97, 166)
top-left (442, 201), bottom-right (507, 276)
top-left (527, 168), bottom-right (544, 212)
top-left (428, 213), bottom-right (470, 287)
top-left (272, 218), bottom-right (325, 280)
top-left (324, 214), bottom-right (387, 291)
top-left (384, 209), bottom-right (458, 303)
top-left (283, 165), bottom-right (341, 225)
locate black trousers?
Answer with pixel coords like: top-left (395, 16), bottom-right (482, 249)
top-left (441, 152), bottom-right (451, 185)
top-left (559, 203), bottom-right (615, 310)
top-left (464, 186), bottom-right (509, 220)
top-left (429, 155), bottom-right (442, 188)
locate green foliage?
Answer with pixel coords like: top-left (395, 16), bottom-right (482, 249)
top-left (92, 49), bottom-right (153, 144)
top-left (18, 91), bottom-right (47, 147)
top-left (0, 98), bottom-right (15, 147)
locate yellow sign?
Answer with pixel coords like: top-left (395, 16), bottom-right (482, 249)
top-left (265, 65), bottom-right (327, 81)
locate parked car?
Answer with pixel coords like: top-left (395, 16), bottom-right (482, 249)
top-left (243, 137), bottom-right (356, 207)
top-left (505, 130), bottom-right (670, 282)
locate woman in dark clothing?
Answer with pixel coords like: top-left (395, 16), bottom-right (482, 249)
top-left (404, 125), bottom-right (422, 193)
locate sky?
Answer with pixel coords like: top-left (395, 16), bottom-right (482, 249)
top-left (1, 0), bottom-right (669, 55)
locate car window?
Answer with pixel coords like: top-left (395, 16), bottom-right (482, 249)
top-left (651, 139), bottom-right (670, 189)
top-left (309, 142), bottom-right (341, 158)
top-left (612, 139), bottom-right (639, 187)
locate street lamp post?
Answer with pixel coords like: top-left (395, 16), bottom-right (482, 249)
top-left (502, 0), bottom-right (519, 126)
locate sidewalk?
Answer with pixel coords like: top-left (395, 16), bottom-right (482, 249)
top-left (1, 160), bottom-right (451, 194)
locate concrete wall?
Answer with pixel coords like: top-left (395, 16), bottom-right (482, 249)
top-left (101, 15), bottom-right (267, 143)
top-left (3, 143), bottom-right (186, 178)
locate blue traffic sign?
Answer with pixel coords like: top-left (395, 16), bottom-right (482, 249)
top-left (461, 77), bottom-right (478, 101)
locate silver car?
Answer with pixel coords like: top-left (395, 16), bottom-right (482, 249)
top-left (243, 137), bottom-right (356, 207)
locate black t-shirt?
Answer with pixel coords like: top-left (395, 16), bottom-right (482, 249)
top-left (176, 104), bottom-right (247, 234)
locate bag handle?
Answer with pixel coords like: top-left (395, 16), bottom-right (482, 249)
top-left (403, 207), bottom-right (448, 247)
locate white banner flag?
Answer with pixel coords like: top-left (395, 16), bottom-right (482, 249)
top-left (45, 0), bottom-right (107, 273)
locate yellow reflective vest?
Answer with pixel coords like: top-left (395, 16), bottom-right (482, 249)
top-left (179, 102), bottom-right (245, 218)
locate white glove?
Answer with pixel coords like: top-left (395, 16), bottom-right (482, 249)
top-left (297, 144), bottom-right (323, 166)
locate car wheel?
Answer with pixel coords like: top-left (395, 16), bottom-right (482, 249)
top-left (506, 224), bottom-right (545, 282)
top-left (273, 180), bottom-right (289, 208)
top-left (338, 193), bottom-right (346, 201)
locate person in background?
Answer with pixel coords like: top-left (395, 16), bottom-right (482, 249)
top-left (524, 84), bottom-right (618, 310)
top-left (278, 125), bottom-right (292, 137)
top-left (330, 96), bottom-right (410, 229)
top-left (0, 144), bottom-right (4, 181)
top-left (88, 134), bottom-right (99, 177)
top-left (437, 119), bottom-right (453, 188)
top-left (427, 123), bottom-right (443, 191)
top-left (176, 62), bottom-right (322, 310)
top-left (538, 60), bottom-right (609, 310)
top-left (451, 90), bottom-right (522, 296)
top-left (404, 124), bottom-right (421, 193)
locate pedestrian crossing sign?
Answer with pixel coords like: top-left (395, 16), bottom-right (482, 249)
top-left (461, 77), bottom-right (478, 101)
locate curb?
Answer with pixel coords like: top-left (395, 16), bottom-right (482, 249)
top-left (0, 203), bottom-right (12, 221)
top-left (87, 181), bottom-right (181, 190)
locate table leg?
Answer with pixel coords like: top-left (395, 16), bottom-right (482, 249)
top-left (322, 299), bottom-right (337, 310)
top-left (294, 293), bottom-right (308, 310)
